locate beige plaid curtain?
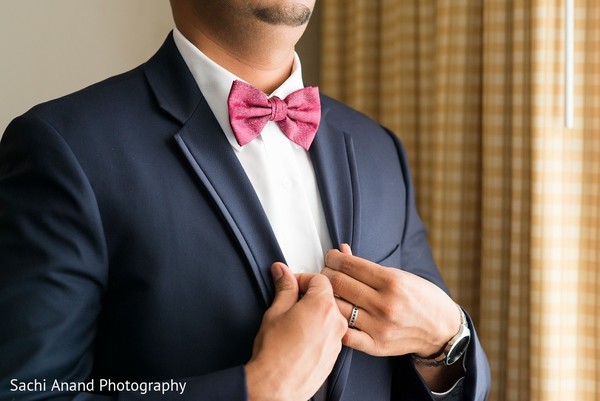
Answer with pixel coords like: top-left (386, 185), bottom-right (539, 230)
top-left (320, 1), bottom-right (600, 400)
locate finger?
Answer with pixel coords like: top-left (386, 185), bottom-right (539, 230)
top-left (334, 298), bottom-right (373, 332)
top-left (297, 275), bottom-right (342, 320)
top-left (340, 243), bottom-right (353, 255)
top-left (295, 273), bottom-right (321, 295)
top-left (268, 262), bottom-right (299, 315)
top-left (322, 267), bottom-right (378, 309)
top-left (342, 328), bottom-right (382, 356)
top-left (324, 249), bottom-right (388, 289)
top-left (301, 273), bottom-right (335, 298)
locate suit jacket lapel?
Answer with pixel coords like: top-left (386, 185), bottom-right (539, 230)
top-left (174, 104), bottom-right (284, 306)
top-left (144, 34), bottom-right (282, 306)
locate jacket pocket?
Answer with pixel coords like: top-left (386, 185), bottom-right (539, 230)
top-left (374, 243), bottom-right (401, 268)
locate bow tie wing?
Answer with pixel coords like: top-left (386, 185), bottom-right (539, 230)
top-left (228, 81), bottom-right (272, 146)
top-left (279, 87), bottom-right (321, 151)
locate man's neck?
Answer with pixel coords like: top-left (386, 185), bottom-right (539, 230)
top-left (177, 26), bottom-right (297, 94)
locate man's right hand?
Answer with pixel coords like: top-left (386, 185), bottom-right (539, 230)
top-left (245, 263), bottom-right (347, 401)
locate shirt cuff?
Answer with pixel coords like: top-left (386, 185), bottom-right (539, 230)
top-left (430, 347), bottom-right (468, 401)
top-left (431, 376), bottom-right (465, 401)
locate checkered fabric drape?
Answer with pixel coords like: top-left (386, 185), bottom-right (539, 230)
top-left (320, 1), bottom-right (600, 400)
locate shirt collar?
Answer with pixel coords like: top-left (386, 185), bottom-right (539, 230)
top-left (172, 28), bottom-right (305, 151)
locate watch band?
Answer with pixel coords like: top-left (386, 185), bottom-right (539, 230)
top-left (412, 304), bottom-right (471, 367)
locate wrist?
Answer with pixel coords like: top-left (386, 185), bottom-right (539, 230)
top-left (245, 360), bottom-right (286, 401)
top-left (412, 304), bottom-right (470, 367)
top-left (244, 362), bottom-right (262, 401)
top-left (245, 361), bottom-right (267, 401)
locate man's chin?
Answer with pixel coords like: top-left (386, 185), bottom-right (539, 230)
top-left (253, 4), bottom-right (312, 27)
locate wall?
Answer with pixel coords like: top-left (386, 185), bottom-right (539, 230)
top-left (0, 1), bottom-right (322, 135)
top-left (296, 1), bottom-right (322, 87)
top-left (0, 1), bottom-right (174, 134)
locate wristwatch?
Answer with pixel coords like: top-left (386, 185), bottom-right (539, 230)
top-left (412, 304), bottom-right (471, 367)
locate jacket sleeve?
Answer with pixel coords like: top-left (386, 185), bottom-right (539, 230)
top-left (0, 114), bottom-right (249, 401)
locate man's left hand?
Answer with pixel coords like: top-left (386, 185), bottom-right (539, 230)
top-left (322, 245), bottom-right (460, 359)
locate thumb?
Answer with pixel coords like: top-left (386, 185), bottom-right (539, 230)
top-left (268, 262), bottom-right (299, 316)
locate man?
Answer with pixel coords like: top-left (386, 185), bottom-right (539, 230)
top-left (0, 0), bottom-right (490, 400)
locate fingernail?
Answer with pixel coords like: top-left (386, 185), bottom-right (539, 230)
top-left (271, 263), bottom-right (284, 281)
top-left (341, 243), bottom-right (353, 255)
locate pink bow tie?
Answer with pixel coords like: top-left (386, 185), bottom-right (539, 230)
top-left (227, 80), bottom-right (321, 151)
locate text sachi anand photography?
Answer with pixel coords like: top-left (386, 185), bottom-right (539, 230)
top-left (9, 379), bottom-right (187, 396)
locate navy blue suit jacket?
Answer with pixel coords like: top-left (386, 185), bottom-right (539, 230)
top-left (0, 34), bottom-right (490, 400)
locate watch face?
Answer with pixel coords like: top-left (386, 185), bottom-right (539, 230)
top-left (447, 336), bottom-right (470, 365)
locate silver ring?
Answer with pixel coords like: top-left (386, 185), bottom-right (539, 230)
top-left (348, 305), bottom-right (359, 328)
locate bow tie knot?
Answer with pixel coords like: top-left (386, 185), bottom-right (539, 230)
top-left (268, 96), bottom-right (288, 122)
top-left (227, 80), bottom-right (321, 150)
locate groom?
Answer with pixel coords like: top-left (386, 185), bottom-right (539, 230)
top-left (0, 1), bottom-right (490, 400)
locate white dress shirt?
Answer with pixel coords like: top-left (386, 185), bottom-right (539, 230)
top-left (173, 28), bottom-right (332, 275)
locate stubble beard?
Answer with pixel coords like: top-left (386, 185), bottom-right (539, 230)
top-left (252, 3), bottom-right (312, 27)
